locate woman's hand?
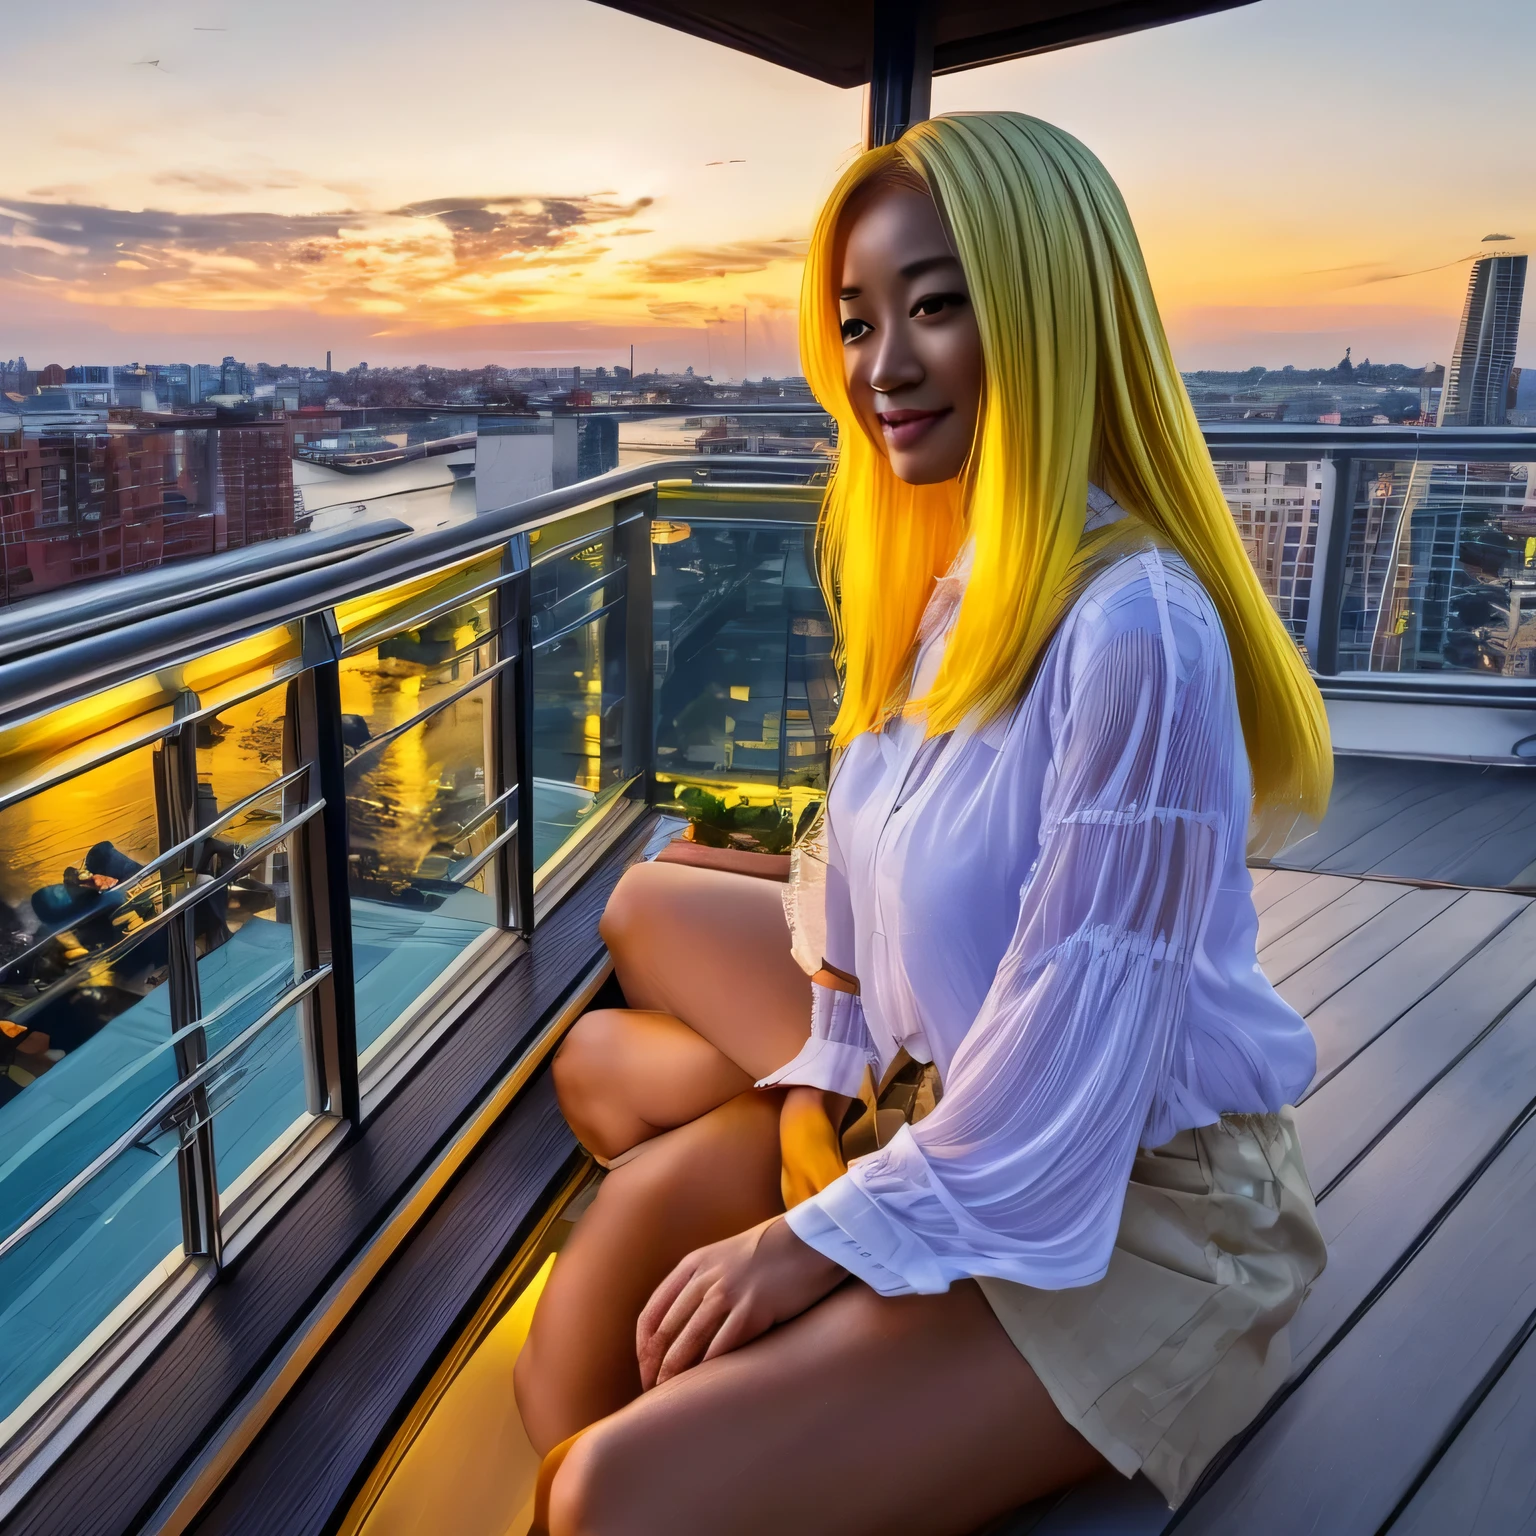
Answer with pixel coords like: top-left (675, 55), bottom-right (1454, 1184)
top-left (779, 1085), bottom-right (850, 1209)
top-left (636, 1216), bottom-right (846, 1389)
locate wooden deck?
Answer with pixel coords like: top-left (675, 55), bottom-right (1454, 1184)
top-left (1005, 866), bottom-right (1536, 1535)
top-left (1271, 756), bottom-right (1536, 889)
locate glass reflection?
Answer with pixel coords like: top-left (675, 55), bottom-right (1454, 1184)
top-left (0, 793), bottom-right (293, 1230)
top-left (651, 518), bottom-right (834, 795)
top-left (341, 647), bottom-right (498, 1055)
top-left (530, 518), bottom-right (628, 871)
top-left (209, 1001), bottom-right (314, 1203)
top-left (1337, 458), bottom-right (1536, 673)
top-left (1214, 460), bottom-right (1325, 647)
top-left (0, 1120), bottom-right (181, 1425)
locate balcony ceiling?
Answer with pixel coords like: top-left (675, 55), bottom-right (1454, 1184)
top-left (595, 0), bottom-right (1257, 87)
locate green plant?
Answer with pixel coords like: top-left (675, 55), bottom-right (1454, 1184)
top-left (676, 785), bottom-right (793, 855)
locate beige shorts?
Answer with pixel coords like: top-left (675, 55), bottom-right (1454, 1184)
top-left (977, 1108), bottom-right (1325, 1508)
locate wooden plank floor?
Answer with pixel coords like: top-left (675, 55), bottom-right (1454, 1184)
top-left (1008, 866), bottom-right (1536, 1536)
top-left (1271, 756), bottom-right (1536, 888)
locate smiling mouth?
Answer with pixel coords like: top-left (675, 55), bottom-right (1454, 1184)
top-left (877, 407), bottom-right (951, 450)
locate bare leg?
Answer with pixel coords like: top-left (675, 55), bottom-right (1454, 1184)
top-left (599, 861), bottom-right (810, 1079)
top-left (552, 1009), bottom-right (755, 1164)
top-left (514, 1089), bottom-right (784, 1454)
top-left (550, 1281), bottom-right (1109, 1536)
top-left (552, 861), bottom-right (813, 1164)
top-left (524, 863), bottom-right (812, 1447)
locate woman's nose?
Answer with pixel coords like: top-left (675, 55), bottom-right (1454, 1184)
top-left (867, 324), bottom-right (924, 397)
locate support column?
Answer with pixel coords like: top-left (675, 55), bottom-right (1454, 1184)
top-left (865, 0), bottom-right (935, 149)
top-left (154, 690), bottom-right (221, 1265)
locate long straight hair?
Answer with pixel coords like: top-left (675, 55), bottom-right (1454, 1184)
top-left (799, 113), bottom-right (1331, 846)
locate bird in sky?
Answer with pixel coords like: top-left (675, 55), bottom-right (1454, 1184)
top-left (704, 159), bottom-right (747, 166)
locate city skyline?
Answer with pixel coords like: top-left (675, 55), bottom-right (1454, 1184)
top-left (1, 0), bottom-right (1533, 375)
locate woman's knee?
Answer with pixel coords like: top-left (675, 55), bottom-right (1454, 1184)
top-left (553, 1010), bottom-right (633, 1157)
top-left (598, 862), bottom-right (671, 960)
top-left (548, 1414), bottom-right (672, 1536)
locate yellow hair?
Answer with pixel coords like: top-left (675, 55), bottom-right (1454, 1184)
top-left (800, 112), bottom-right (1331, 846)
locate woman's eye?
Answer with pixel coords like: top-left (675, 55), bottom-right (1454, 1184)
top-left (840, 317), bottom-right (871, 343)
top-left (912, 292), bottom-right (967, 319)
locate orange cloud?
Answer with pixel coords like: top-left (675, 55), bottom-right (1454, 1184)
top-left (625, 237), bottom-right (807, 284)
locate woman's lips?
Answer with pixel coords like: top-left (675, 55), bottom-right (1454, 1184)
top-left (877, 407), bottom-right (950, 450)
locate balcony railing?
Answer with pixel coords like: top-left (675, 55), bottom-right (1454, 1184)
top-left (2, 423), bottom-right (1536, 1504)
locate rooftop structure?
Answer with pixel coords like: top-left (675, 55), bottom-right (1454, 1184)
top-left (6, 5), bottom-right (1536, 1535)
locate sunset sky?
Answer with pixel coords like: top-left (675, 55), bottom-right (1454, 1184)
top-left (3, 0), bottom-right (1533, 376)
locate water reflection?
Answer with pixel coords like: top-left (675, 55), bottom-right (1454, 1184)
top-left (340, 601), bottom-right (499, 1054)
top-left (528, 516), bottom-right (630, 872)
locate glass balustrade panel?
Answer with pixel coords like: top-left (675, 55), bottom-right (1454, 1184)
top-left (340, 652), bottom-right (499, 1056)
top-left (614, 408), bottom-right (836, 473)
top-left (1335, 457), bottom-right (1536, 675)
top-left (209, 1000), bottom-right (316, 1207)
top-left (1212, 459), bottom-right (1328, 656)
top-left (0, 1127), bottom-right (183, 1428)
top-left (530, 511), bottom-right (629, 874)
top-left (650, 492), bottom-right (832, 856)
top-left (0, 777), bottom-right (295, 1244)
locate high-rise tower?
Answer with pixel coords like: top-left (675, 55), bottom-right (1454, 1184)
top-left (1438, 251), bottom-right (1527, 427)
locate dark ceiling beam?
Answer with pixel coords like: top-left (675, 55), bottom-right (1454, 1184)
top-left (594, 1), bottom-right (1260, 89)
top-left (931, 0), bottom-right (1256, 72)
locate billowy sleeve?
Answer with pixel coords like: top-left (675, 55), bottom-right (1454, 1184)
top-left (785, 567), bottom-right (1235, 1295)
top-left (757, 804), bottom-right (881, 1099)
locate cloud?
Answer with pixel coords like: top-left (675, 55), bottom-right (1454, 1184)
top-left (0, 190), bottom-right (657, 322)
top-left (0, 228), bottom-right (87, 256)
top-left (391, 194), bottom-right (652, 263)
top-left (151, 168), bottom-right (309, 195)
top-left (626, 237), bottom-right (806, 284)
top-left (647, 299), bottom-right (720, 322)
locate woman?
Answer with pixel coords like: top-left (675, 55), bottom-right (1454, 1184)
top-left (514, 112), bottom-right (1330, 1535)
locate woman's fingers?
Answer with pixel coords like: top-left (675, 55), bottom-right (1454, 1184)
top-left (638, 1265), bottom-right (709, 1388)
top-left (637, 1253), bottom-right (698, 1354)
top-left (654, 1286), bottom-right (733, 1386)
top-left (699, 1297), bottom-right (772, 1365)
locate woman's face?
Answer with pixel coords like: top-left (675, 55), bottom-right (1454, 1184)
top-left (838, 183), bottom-right (983, 485)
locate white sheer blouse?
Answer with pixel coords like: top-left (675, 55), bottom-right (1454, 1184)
top-left (758, 533), bottom-right (1316, 1297)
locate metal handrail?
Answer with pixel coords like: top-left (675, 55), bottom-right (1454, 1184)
top-left (449, 785), bottom-right (518, 844)
top-left (0, 764), bottom-right (309, 977)
top-left (531, 595), bottom-right (627, 654)
top-left (0, 520), bottom-right (413, 665)
top-left (450, 820), bottom-right (519, 885)
top-left (0, 965), bottom-right (331, 1264)
top-left (0, 456), bottom-right (826, 728)
top-left (1201, 424), bottom-right (1536, 457)
top-left (0, 802), bottom-right (322, 1020)
top-left (341, 657), bottom-right (512, 766)
top-left (9, 428), bottom-right (1534, 729)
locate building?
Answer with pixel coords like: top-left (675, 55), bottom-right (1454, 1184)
top-left (57, 365), bottom-right (160, 412)
top-left (0, 423), bottom-right (177, 602)
top-left (1438, 252), bottom-right (1527, 427)
top-left (191, 363), bottom-right (223, 404)
top-left (553, 414), bottom-right (620, 486)
top-left (0, 411), bottom-right (300, 608)
top-left (475, 416), bottom-right (555, 512)
top-left (1213, 460), bottom-right (1326, 647)
top-left (0, 360), bottom-right (37, 397)
top-left (1334, 458), bottom-right (1534, 674)
top-left (219, 356), bottom-right (252, 398)
top-left (148, 363), bottom-right (195, 412)
top-left (206, 417), bottom-right (295, 549)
